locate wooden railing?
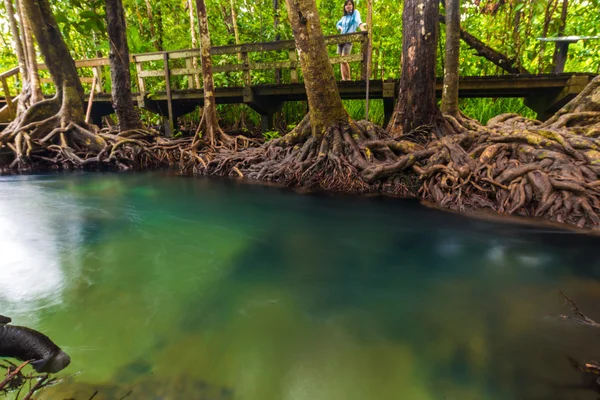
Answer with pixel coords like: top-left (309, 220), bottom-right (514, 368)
top-left (0, 31), bottom-right (368, 117)
top-left (132, 31), bottom-right (368, 97)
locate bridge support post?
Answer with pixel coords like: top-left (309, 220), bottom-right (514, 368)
top-left (243, 86), bottom-right (282, 132)
top-left (525, 75), bottom-right (591, 121)
top-left (383, 79), bottom-right (396, 127)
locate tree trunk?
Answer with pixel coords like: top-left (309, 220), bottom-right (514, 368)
top-left (187, 0), bottom-right (200, 88)
top-left (105, 0), bottom-right (143, 131)
top-left (438, 14), bottom-right (529, 74)
top-left (273, 0), bottom-right (281, 83)
top-left (512, 9), bottom-right (521, 64)
top-left (552, 0), bottom-right (568, 67)
top-left (388, 0), bottom-right (441, 137)
top-left (4, 0), bottom-right (26, 82)
top-left (21, 0), bottom-right (85, 122)
top-left (284, 0), bottom-right (348, 137)
top-left (537, 0), bottom-right (559, 73)
top-left (441, 0), bottom-right (460, 116)
top-left (230, 0), bottom-right (241, 60)
top-left (19, 1), bottom-right (42, 104)
top-left (144, 0), bottom-right (163, 51)
top-left (195, 0), bottom-right (226, 146)
top-left (4, 0), bottom-right (30, 115)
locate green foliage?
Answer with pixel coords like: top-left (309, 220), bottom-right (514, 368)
top-left (459, 98), bottom-right (537, 125)
top-left (262, 130), bottom-right (281, 141)
top-left (0, 0), bottom-right (598, 128)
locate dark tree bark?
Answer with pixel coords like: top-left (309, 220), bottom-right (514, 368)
top-left (387, 0), bottom-right (442, 137)
top-left (105, 0), bottom-right (143, 131)
top-left (20, 0), bottom-right (85, 122)
top-left (438, 14), bottom-right (529, 74)
top-left (441, 0), bottom-right (460, 116)
top-left (552, 0), bottom-right (568, 68)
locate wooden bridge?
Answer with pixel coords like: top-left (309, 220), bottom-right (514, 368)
top-left (0, 31), bottom-right (595, 132)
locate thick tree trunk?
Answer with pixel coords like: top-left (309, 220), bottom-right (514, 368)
top-left (21, 0), bottom-right (85, 122)
top-left (105, 0), bottom-right (142, 131)
top-left (284, 0), bottom-right (348, 137)
top-left (388, 0), bottom-right (441, 137)
top-left (438, 14), bottom-right (529, 74)
top-left (441, 0), bottom-right (460, 116)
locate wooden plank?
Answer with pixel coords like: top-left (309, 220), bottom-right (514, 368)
top-left (134, 53), bottom-right (164, 62)
top-left (135, 61), bottom-right (146, 97)
top-left (330, 54), bottom-right (363, 65)
top-left (0, 67), bottom-right (19, 80)
top-left (37, 58), bottom-right (111, 70)
top-left (289, 49), bottom-right (298, 83)
top-left (1, 77), bottom-right (14, 118)
top-left (171, 67), bottom-right (203, 76)
top-left (74, 58), bottom-right (111, 68)
top-left (323, 32), bottom-right (366, 46)
top-left (361, 34), bottom-right (369, 80)
top-left (168, 49), bottom-right (202, 59)
top-left (93, 66), bottom-right (103, 93)
top-left (185, 58), bottom-right (194, 89)
top-left (163, 52), bottom-right (174, 134)
top-left (242, 52), bottom-right (251, 86)
top-left (138, 70), bottom-right (167, 78)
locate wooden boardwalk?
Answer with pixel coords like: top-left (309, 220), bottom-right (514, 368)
top-left (0, 32), bottom-right (595, 131)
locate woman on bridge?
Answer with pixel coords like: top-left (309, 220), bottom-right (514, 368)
top-left (336, 0), bottom-right (367, 81)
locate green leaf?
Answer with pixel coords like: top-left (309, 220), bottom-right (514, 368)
top-left (55, 13), bottom-right (69, 24)
top-left (80, 10), bottom-right (99, 19)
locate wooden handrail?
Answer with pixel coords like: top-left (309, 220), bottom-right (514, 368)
top-left (0, 31), bottom-right (369, 103)
top-left (0, 67), bottom-right (19, 80)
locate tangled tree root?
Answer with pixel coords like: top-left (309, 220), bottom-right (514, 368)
top-left (201, 114), bottom-right (419, 194)
top-left (358, 110), bottom-right (600, 230)
top-left (0, 360), bottom-right (56, 399)
top-left (0, 104), bottom-right (199, 173)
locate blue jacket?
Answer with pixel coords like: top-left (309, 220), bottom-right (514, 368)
top-left (336, 10), bottom-right (363, 35)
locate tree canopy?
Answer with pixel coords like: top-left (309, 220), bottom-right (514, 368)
top-left (1, 0), bottom-right (598, 81)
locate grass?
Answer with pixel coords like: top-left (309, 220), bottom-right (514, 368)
top-left (171, 96), bottom-right (538, 136)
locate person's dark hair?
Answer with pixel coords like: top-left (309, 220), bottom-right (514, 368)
top-left (343, 0), bottom-right (355, 16)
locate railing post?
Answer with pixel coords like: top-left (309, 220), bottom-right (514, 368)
top-left (242, 51), bottom-right (251, 86)
top-left (93, 66), bottom-right (103, 93)
top-left (185, 57), bottom-right (195, 89)
top-left (360, 31), bottom-right (369, 81)
top-left (1, 77), bottom-right (15, 119)
top-left (135, 56), bottom-right (146, 98)
top-left (289, 49), bottom-right (298, 83)
top-left (163, 52), bottom-right (174, 135)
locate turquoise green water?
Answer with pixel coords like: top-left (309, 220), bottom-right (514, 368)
top-left (2, 173), bottom-right (600, 400)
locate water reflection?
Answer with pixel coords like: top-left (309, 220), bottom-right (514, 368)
top-left (0, 177), bottom-right (83, 317)
top-left (3, 174), bottom-right (600, 399)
